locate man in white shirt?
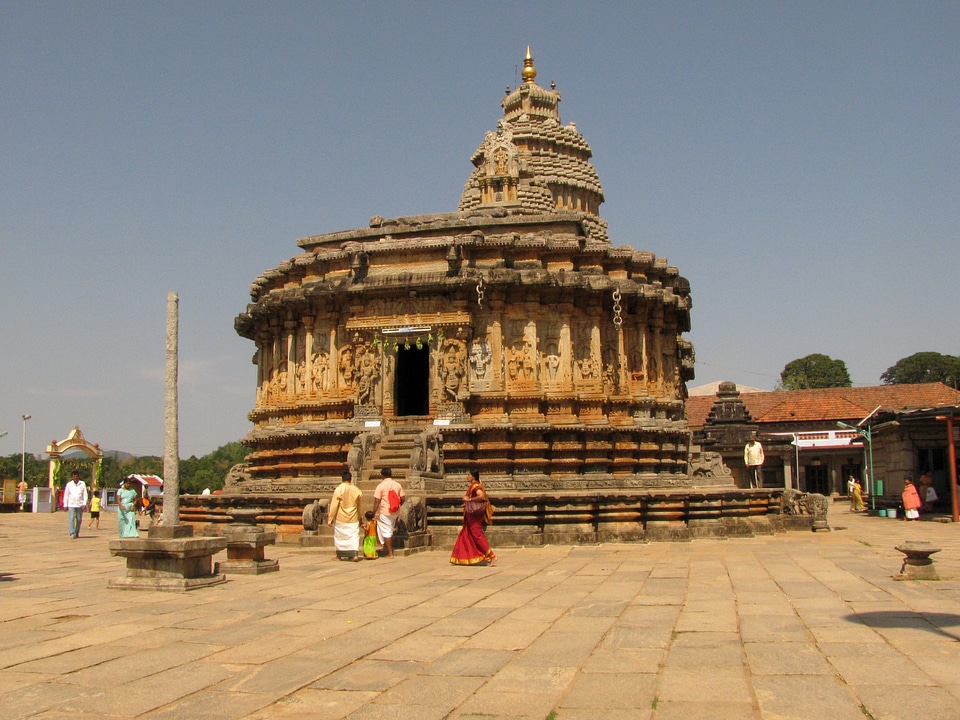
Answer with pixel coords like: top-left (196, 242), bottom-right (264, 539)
top-left (743, 436), bottom-right (765, 489)
top-left (63, 471), bottom-right (88, 539)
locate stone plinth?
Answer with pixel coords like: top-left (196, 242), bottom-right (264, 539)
top-left (108, 527), bottom-right (227, 591)
top-left (217, 509), bottom-right (279, 574)
top-left (894, 541), bottom-right (941, 581)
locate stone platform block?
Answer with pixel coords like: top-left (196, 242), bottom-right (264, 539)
top-left (218, 522), bottom-right (279, 575)
top-left (108, 530), bottom-right (227, 591)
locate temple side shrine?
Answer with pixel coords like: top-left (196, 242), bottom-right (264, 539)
top-left (213, 51), bottom-right (812, 544)
top-left (233, 49), bottom-right (697, 501)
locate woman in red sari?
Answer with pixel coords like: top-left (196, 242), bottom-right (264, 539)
top-left (450, 470), bottom-right (497, 566)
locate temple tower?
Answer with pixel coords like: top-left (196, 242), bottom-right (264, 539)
top-left (234, 50), bottom-right (695, 495)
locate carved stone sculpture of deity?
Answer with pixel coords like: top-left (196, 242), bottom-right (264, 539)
top-left (469, 340), bottom-right (491, 381)
top-left (545, 343), bottom-right (560, 383)
top-left (356, 348), bottom-right (380, 405)
top-left (312, 351), bottom-right (329, 392)
top-left (440, 344), bottom-right (466, 401)
top-left (339, 346), bottom-right (356, 390)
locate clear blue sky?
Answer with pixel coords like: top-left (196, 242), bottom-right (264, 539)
top-left (2, 3), bottom-right (957, 458)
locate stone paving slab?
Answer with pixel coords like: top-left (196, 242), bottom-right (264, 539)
top-left (2, 507), bottom-right (960, 719)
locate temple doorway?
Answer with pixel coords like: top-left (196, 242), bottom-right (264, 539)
top-left (395, 345), bottom-right (430, 416)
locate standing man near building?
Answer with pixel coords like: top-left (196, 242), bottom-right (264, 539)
top-left (17, 478), bottom-right (28, 511)
top-left (744, 435), bottom-right (765, 489)
top-left (63, 471), bottom-right (88, 539)
top-left (373, 467), bottom-right (405, 558)
top-left (327, 469), bottom-right (363, 561)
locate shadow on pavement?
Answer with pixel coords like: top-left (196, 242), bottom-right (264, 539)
top-left (851, 611), bottom-right (960, 642)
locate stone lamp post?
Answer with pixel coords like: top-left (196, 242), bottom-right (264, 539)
top-left (109, 293), bottom-right (226, 591)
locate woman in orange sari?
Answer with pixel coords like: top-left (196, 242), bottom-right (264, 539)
top-left (450, 470), bottom-right (497, 566)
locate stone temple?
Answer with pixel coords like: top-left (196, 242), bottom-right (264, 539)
top-left (232, 50), bottom-right (697, 505)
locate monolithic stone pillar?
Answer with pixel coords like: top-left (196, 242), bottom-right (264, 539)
top-left (163, 292), bottom-right (180, 526)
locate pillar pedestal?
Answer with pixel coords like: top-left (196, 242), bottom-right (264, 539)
top-left (108, 525), bottom-right (227, 591)
top-left (217, 508), bottom-right (279, 575)
top-left (894, 541), bottom-right (941, 581)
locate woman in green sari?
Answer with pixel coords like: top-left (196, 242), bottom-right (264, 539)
top-left (117, 479), bottom-right (140, 538)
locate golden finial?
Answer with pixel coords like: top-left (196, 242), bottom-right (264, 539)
top-left (521, 46), bottom-right (537, 83)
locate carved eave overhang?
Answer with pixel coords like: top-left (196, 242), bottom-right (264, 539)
top-left (296, 210), bottom-right (601, 250)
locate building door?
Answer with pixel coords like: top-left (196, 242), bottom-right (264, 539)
top-left (917, 447), bottom-right (947, 500)
top-left (805, 464), bottom-right (829, 495)
top-left (841, 463), bottom-right (862, 494)
top-left (395, 346), bottom-right (429, 416)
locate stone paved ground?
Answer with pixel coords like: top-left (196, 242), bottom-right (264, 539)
top-left (1, 505), bottom-right (959, 720)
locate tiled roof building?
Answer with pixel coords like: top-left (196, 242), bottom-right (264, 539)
top-left (687, 382), bottom-right (960, 502)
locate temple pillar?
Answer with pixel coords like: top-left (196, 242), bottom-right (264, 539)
top-left (284, 320), bottom-right (296, 401)
top-left (303, 315), bottom-right (314, 398)
top-left (559, 304), bottom-right (573, 390)
top-left (270, 320), bottom-right (281, 406)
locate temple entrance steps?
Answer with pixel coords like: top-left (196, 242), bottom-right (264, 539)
top-left (358, 425), bottom-right (421, 494)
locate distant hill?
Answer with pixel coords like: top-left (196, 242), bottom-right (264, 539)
top-left (99, 449), bottom-right (137, 462)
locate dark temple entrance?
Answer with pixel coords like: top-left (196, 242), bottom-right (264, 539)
top-left (395, 346), bottom-right (429, 416)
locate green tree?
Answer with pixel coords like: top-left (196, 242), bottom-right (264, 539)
top-left (1, 442), bottom-right (249, 494)
top-left (779, 354), bottom-right (852, 390)
top-left (179, 442), bottom-right (249, 494)
top-left (880, 352), bottom-right (960, 385)
top-left (0, 453), bottom-right (47, 485)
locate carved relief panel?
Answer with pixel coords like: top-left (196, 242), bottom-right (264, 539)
top-left (355, 341), bottom-right (381, 406)
top-left (310, 329), bottom-right (331, 395)
top-left (468, 334), bottom-right (493, 392)
top-left (539, 320), bottom-right (563, 390)
top-left (438, 338), bottom-right (468, 402)
top-left (505, 318), bottom-right (537, 391)
top-left (573, 320), bottom-right (601, 392)
top-left (294, 331), bottom-right (306, 396)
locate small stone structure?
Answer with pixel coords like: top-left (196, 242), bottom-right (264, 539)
top-left (781, 488), bottom-right (829, 531)
top-left (108, 527), bottom-right (226, 591)
top-left (894, 541), bottom-right (941, 581)
top-left (216, 508), bottom-right (279, 575)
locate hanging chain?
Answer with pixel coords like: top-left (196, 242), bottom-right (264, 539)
top-left (612, 287), bottom-right (623, 327)
top-left (476, 275), bottom-right (485, 308)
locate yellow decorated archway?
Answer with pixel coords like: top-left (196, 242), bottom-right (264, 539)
top-left (46, 426), bottom-right (104, 490)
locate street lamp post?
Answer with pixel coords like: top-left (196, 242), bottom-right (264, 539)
top-left (21, 415), bottom-right (31, 490)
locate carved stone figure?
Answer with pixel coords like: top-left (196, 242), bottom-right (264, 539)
top-left (469, 340), bottom-right (491, 381)
top-left (312, 350), bottom-right (329, 392)
top-left (690, 451), bottom-right (733, 479)
top-left (397, 496), bottom-right (427, 536)
top-left (347, 437), bottom-right (363, 477)
top-left (356, 347), bottom-right (380, 405)
top-left (440, 347), bottom-right (465, 401)
top-left (339, 346), bottom-right (355, 390)
top-left (545, 343), bottom-right (560, 383)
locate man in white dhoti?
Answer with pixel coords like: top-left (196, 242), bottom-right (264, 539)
top-left (327, 469), bottom-right (363, 561)
top-left (373, 468), bottom-right (405, 558)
